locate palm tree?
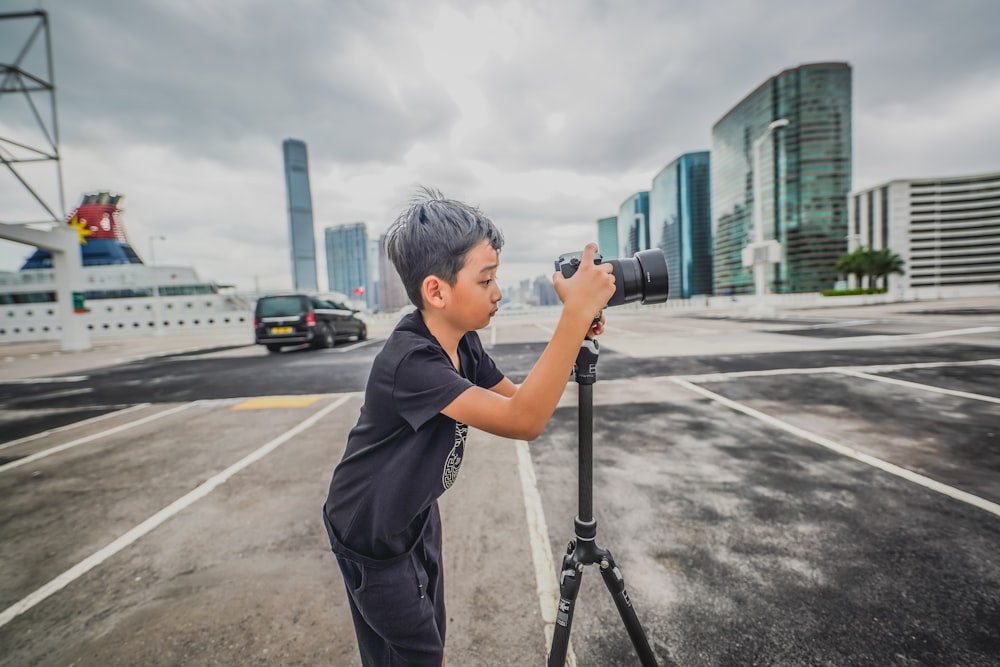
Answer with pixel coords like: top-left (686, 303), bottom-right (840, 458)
top-left (835, 247), bottom-right (868, 289)
top-left (868, 248), bottom-right (905, 290)
top-left (834, 247), bottom-right (905, 291)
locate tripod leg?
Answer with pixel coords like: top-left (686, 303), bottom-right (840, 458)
top-left (598, 553), bottom-right (658, 666)
top-left (548, 548), bottom-right (583, 667)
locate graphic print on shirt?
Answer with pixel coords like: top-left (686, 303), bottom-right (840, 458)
top-left (442, 422), bottom-right (467, 490)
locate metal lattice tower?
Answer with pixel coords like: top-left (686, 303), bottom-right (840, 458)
top-left (1, 10), bottom-right (65, 225)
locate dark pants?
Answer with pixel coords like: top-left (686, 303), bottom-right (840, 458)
top-left (328, 504), bottom-right (446, 666)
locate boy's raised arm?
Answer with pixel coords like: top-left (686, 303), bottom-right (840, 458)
top-left (442, 243), bottom-right (615, 440)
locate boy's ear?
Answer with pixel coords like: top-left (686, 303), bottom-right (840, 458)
top-left (421, 275), bottom-right (449, 310)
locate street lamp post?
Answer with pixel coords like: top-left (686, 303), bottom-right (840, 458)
top-left (746, 118), bottom-right (789, 312)
top-left (150, 235), bottom-right (165, 334)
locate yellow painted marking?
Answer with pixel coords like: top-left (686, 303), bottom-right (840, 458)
top-left (232, 395), bottom-right (325, 410)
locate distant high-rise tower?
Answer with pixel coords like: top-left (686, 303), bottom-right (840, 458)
top-left (282, 138), bottom-right (318, 291)
top-left (325, 222), bottom-right (370, 308)
top-left (618, 191), bottom-right (650, 257)
top-left (650, 151), bottom-right (712, 298)
top-left (378, 233), bottom-right (409, 312)
top-left (711, 62), bottom-right (852, 294)
top-left (596, 216), bottom-right (619, 259)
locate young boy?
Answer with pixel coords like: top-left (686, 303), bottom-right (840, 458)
top-left (322, 188), bottom-right (614, 666)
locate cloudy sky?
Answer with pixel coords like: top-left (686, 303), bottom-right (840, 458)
top-left (2, 0), bottom-right (999, 293)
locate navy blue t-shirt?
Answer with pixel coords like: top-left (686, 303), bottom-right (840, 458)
top-left (323, 310), bottom-right (505, 560)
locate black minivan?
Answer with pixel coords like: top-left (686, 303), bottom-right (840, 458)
top-left (253, 293), bottom-right (367, 353)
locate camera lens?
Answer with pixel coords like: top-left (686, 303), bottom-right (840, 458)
top-left (607, 249), bottom-right (669, 307)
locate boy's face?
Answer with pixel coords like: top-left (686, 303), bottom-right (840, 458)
top-left (445, 239), bottom-right (503, 331)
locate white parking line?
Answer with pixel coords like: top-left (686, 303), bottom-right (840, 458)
top-left (844, 358), bottom-right (1000, 373)
top-left (0, 403), bottom-right (150, 453)
top-left (0, 375), bottom-right (89, 384)
top-left (600, 324), bottom-right (642, 337)
top-left (836, 369), bottom-right (1000, 404)
top-left (516, 440), bottom-right (577, 666)
top-left (799, 319), bottom-right (878, 330)
top-left (333, 338), bottom-right (381, 352)
top-left (0, 402), bottom-right (198, 473)
top-left (671, 378), bottom-right (1000, 519)
top-left (677, 358), bottom-right (1000, 383)
top-left (838, 326), bottom-right (999, 342)
top-left (0, 393), bottom-right (354, 629)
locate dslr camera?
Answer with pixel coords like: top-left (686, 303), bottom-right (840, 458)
top-left (555, 248), bottom-right (669, 307)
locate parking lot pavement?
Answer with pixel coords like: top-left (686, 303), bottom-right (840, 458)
top-left (0, 316), bottom-right (407, 382)
top-left (525, 321), bottom-right (1000, 664)
top-left (0, 331), bottom-right (254, 381)
top-left (479, 296), bottom-right (1000, 664)
top-left (0, 395), bottom-right (549, 666)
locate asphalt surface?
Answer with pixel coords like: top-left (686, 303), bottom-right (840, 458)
top-left (0, 298), bottom-right (999, 666)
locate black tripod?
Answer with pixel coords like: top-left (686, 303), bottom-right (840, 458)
top-left (547, 337), bottom-right (658, 666)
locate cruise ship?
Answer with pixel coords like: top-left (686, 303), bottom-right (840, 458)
top-left (0, 192), bottom-right (254, 344)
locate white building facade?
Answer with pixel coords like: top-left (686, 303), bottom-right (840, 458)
top-left (849, 170), bottom-right (1000, 298)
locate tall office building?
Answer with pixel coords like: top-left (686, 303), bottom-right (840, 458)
top-left (597, 216), bottom-right (619, 259)
top-left (618, 191), bottom-right (650, 257)
top-left (325, 222), bottom-right (370, 308)
top-left (650, 151), bottom-right (712, 298)
top-left (849, 170), bottom-right (1000, 297)
top-left (377, 233), bottom-right (409, 312)
top-left (368, 236), bottom-right (381, 312)
top-left (711, 62), bottom-right (852, 294)
top-left (282, 138), bottom-right (318, 291)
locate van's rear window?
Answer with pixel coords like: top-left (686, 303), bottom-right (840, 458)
top-left (258, 296), bottom-right (306, 317)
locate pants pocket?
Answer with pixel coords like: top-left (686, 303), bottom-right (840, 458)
top-left (351, 556), bottom-right (442, 651)
top-left (337, 555), bottom-right (367, 594)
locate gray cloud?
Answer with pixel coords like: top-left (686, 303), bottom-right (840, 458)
top-left (2, 0), bottom-right (999, 291)
top-left (52, 0), bottom-right (458, 163)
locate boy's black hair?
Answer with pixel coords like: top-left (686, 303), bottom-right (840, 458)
top-left (387, 187), bottom-right (505, 308)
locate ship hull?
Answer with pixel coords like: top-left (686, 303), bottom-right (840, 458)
top-left (0, 266), bottom-right (254, 344)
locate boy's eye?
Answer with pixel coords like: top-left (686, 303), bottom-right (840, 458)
top-left (482, 279), bottom-right (492, 287)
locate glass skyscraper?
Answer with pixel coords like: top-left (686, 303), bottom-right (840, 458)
top-left (650, 151), bottom-right (712, 298)
top-left (596, 216), bottom-right (619, 259)
top-left (325, 222), bottom-right (370, 308)
top-left (711, 62), bottom-right (852, 294)
top-left (618, 191), bottom-right (650, 257)
top-left (282, 138), bottom-right (318, 291)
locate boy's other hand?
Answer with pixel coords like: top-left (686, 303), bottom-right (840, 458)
top-left (552, 243), bottom-right (616, 319)
top-left (589, 312), bottom-right (606, 337)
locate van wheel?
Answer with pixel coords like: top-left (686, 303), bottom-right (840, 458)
top-left (313, 325), bottom-right (335, 349)
top-left (357, 324), bottom-right (367, 341)
top-left (266, 344), bottom-right (283, 353)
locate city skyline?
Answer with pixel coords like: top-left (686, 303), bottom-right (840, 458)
top-left (1, 1), bottom-right (998, 292)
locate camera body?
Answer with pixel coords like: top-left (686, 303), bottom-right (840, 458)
top-left (555, 248), bottom-right (669, 307)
